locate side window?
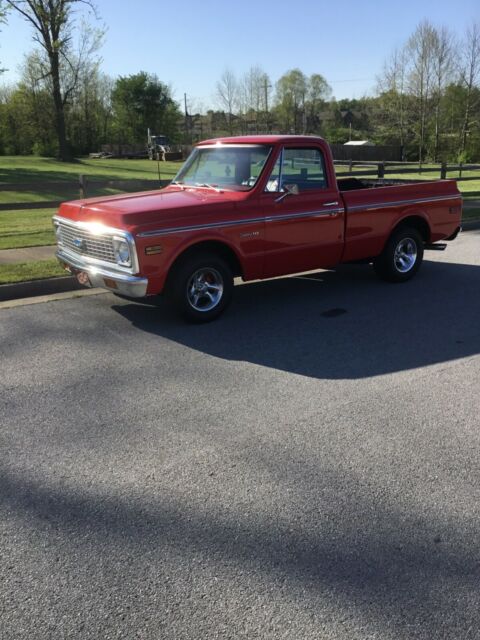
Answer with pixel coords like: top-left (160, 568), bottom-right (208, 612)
top-left (265, 147), bottom-right (328, 192)
top-left (265, 154), bottom-right (281, 192)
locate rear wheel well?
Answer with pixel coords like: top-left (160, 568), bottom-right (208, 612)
top-left (392, 216), bottom-right (431, 243)
top-left (168, 241), bottom-right (243, 279)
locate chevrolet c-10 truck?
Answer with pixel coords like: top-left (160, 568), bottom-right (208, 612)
top-left (54, 135), bottom-right (462, 322)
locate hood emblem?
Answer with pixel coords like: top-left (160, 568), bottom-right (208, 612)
top-left (73, 237), bottom-right (87, 252)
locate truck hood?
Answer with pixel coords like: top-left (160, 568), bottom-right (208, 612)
top-left (57, 186), bottom-right (245, 232)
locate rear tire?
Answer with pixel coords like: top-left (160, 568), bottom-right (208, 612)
top-left (373, 227), bottom-right (424, 282)
top-left (166, 252), bottom-right (233, 323)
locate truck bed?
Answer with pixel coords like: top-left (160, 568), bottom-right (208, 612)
top-left (338, 177), bottom-right (462, 263)
top-left (338, 176), bottom-right (447, 192)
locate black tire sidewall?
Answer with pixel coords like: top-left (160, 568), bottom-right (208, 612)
top-left (168, 253), bottom-right (233, 322)
top-left (375, 227), bottom-right (424, 282)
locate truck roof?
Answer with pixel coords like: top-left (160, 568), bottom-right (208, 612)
top-left (197, 134), bottom-right (326, 146)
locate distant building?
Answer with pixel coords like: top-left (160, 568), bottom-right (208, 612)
top-left (344, 140), bottom-right (375, 146)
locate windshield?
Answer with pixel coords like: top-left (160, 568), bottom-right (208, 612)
top-left (173, 144), bottom-right (272, 191)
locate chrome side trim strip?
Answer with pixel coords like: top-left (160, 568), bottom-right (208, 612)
top-left (137, 208), bottom-right (344, 238)
top-left (347, 194), bottom-right (461, 213)
top-left (265, 209), bottom-right (343, 222)
top-left (137, 217), bottom-right (264, 238)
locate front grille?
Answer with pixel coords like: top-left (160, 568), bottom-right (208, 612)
top-left (58, 222), bottom-right (116, 264)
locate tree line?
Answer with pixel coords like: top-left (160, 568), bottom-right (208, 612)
top-left (374, 21), bottom-right (480, 162)
top-left (209, 21), bottom-right (480, 162)
top-left (0, 3), bottom-right (479, 162)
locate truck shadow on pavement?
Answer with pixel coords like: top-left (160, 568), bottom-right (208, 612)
top-left (0, 448), bottom-right (478, 638)
top-left (113, 259), bottom-right (480, 380)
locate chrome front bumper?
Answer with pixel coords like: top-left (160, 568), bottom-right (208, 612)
top-left (57, 249), bottom-right (148, 298)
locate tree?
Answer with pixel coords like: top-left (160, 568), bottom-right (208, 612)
top-left (68, 69), bottom-right (113, 155)
top-left (111, 72), bottom-right (181, 146)
top-left (20, 52), bottom-right (57, 154)
top-left (234, 66), bottom-right (271, 133)
top-left (376, 47), bottom-right (409, 147)
top-left (376, 19), bottom-right (480, 161)
top-left (5, 0), bottom-right (100, 160)
top-left (307, 73), bottom-right (331, 132)
top-left (459, 22), bottom-right (480, 155)
top-left (407, 20), bottom-right (436, 164)
top-left (0, 1), bottom-right (7, 72)
top-left (275, 68), bottom-right (308, 133)
top-left (216, 68), bottom-right (238, 135)
top-left (431, 27), bottom-right (454, 160)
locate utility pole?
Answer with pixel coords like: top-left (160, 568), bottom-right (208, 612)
top-left (263, 76), bottom-right (272, 133)
top-left (184, 93), bottom-right (189, 143)
top-left (302, 91), bottom-right (307, 134)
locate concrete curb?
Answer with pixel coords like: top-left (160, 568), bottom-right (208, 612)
top-left (461, 219), bottom-right (480, 231)
top-left (0, 288), bottom-right (107, 309)
top-left (0, 276), bottom-right (83, 302)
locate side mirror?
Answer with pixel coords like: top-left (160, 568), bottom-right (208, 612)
top-left (275, 183), bottom-right (299, 203)
top-left (284, 183), bottom-right (299, 195)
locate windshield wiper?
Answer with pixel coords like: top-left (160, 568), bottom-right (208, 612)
top-left (170, 180), bottom-right (186, 190)
top-left (194, 182), bottom-right (221, 191)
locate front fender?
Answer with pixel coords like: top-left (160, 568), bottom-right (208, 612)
top-left (137, 230), bottom-right (251, 295)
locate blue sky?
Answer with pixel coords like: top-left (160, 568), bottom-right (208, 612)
top-left (1, 0), bottom-right (478, 109)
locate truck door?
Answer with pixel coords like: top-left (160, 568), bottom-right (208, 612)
top-left (261, 145), bottom-right (344, 278)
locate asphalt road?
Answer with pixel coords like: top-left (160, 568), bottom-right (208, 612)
top-left (1, 231), bottom-right (479, 640)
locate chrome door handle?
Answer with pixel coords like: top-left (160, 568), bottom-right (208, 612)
top-left (323, 201), bottom-right (339, 206)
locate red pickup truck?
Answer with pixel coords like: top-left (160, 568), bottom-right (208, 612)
top-left (54, 135), bottom-right (462, 322)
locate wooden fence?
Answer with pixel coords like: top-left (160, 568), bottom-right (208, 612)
top-left (0, 178), bottom-right (170, 211)
top-left (334, 161), bottom-right (480, 181)
top-left (0, 162), bottom-right (479, 211)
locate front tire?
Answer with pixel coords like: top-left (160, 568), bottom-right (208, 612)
top-left (373, 227), bottom-right (424, 282)
top-left (166, 252), bottom-right (234, 323)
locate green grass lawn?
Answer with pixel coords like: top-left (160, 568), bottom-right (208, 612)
top-left (0, 258), bottom-right (65, 284)
top-left (0, 156), bottom-right (181, 205)
top-left (0, 155), bottom-right (180, 183)
top-left (0, 208), bottom-right (56, 249)
top-left (0, 186), bottom-right (127, 205)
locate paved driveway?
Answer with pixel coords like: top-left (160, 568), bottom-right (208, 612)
top-left (1, 231), bottom-right (479, 639)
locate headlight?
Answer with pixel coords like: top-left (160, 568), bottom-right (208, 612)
top-left (113, 237), bottom-right (131, 266)
top-left (53, 222), bottom-right (63, 244)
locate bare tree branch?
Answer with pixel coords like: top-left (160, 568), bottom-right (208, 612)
top-left (5, 0), bottom-right (101, 159)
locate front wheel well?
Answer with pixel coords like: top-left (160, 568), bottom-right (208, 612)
top-left (392, 215), bottom-right (431, 243)
top-left (168, 241), bottom-right (243, 279)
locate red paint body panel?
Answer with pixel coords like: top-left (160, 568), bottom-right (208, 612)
top-left (340, 178), bottom-right (462, 262)
top-left (56, 136), bottom-right (463, 296)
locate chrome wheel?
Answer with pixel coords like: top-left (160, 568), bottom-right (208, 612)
top-left (187, 267), bottom-right (224, 312)
top-left (394, 238), bottom-right (417, 273)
